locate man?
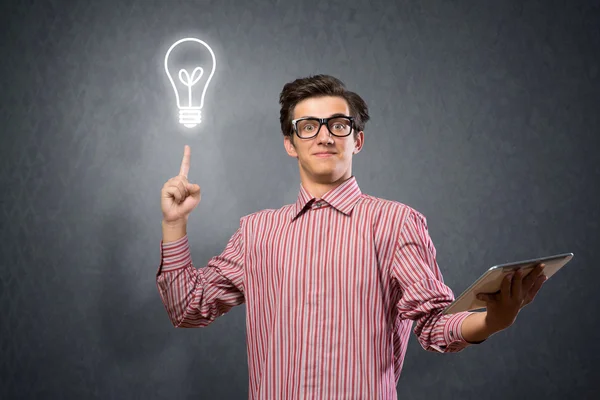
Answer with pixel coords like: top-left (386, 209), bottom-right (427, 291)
top-left (157, 75), bottom-right (547, 399)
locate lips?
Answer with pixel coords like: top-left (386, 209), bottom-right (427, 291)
top-left (314, 152), bottom-right (336, 157)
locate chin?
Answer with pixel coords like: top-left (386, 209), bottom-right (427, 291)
top-left (312, 169), bottom-right (343, 181)
top-left (301, 162), bottom-right (346, 181)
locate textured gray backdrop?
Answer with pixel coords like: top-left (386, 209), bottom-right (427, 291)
top-left (1, 0), bottom-right (598, 399)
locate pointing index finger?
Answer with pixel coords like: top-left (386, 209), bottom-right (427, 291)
top-left (179, 145), bottom-right (191, 178)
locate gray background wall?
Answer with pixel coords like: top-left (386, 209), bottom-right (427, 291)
top-left (1, 0), bottom-right (598, 398)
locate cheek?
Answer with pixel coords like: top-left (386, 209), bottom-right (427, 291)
top-left (343, 146), bottom-right (355, 157)
top-left (295, 147), bottom-right (310, 160)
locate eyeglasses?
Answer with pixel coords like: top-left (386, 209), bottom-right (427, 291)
top-left (291, 115), bottom-right (355, 139)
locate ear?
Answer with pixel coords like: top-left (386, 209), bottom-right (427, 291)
top-left (284, 135), bottom-right (298, 158)
top-left (352, 131), bottom-right (364, 154)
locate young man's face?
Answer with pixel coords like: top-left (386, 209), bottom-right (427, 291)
top-left (284, 96), bottom-right (364, 185)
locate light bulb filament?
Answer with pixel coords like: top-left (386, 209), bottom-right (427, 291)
top-left (178, 67), bottom-right (204, 107)
top-left (178, 67), bottom-right (204, 87)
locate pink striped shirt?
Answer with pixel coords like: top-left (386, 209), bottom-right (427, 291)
top-left (156, 176), bottom-right (475, 399)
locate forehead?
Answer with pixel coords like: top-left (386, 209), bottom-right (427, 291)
top-left (293, 96), bottom-right (350, 119)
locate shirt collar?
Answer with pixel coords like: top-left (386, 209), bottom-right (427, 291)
top-left (292, 176), bottom-right (362, 221)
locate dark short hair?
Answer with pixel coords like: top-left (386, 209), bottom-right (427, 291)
top-left (279, 74), bottom-right (370, 139)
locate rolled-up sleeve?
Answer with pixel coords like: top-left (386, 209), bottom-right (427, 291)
top-left (391, 209), bottom-right (477, 353)
top-left (156, 222), bottom-right (246, 328)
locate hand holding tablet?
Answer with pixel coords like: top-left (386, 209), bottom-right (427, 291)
top-left (443, 253), bottom-right (574, 315)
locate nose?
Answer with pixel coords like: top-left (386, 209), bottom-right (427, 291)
top-left (316, 123), bottom-right (333, 144)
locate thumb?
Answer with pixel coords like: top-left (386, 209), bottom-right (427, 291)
top-left (187, 183), bottom-right (201, 194)
top-left (476, 293), bottom-right (493, 302)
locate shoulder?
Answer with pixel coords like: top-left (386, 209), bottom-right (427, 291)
top-left (238, 203), bottom-right (295, 226)
top-left (358, 193), bottom-right (428, 225)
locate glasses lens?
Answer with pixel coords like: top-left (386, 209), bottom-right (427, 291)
top-left (327, 117), bottom-right (352, 136)
top-left (297, 119), bottom-right (320, 138)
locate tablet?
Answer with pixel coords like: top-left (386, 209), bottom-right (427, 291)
top-left (442, 252), bottom-right (574, 315)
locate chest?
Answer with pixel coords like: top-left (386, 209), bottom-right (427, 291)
top-left (244, 209), bottom-right (396, 301)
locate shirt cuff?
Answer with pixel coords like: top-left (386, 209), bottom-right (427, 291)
top-left (444, 311), bottom-right (474, 345)
top-left (157, 235), bottom-right (192, 275)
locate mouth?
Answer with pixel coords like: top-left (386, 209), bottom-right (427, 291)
top-left (313, 152), bottom-right (336, 158)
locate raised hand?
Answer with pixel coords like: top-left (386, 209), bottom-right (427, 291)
top-left (161, 145), bottom-right (202, 224)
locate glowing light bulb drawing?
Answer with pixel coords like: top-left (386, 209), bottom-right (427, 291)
top-left (164, 38), bottom-right (216, 128)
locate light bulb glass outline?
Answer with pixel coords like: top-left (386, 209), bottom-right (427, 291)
top-left (164, 38), bottom-right (216, 128)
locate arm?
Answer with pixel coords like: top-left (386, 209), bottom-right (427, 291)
top-left (461, 311), bottom-right (496, 343)
top-left (156, 220), bottom-right (246, 328)
top-left (392, 210), bottom-right (484, 353)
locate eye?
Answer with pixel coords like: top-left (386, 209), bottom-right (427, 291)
top-left (299, 120), bottom-right (319, 131)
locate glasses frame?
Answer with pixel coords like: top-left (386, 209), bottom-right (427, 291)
top-left (291, 115), bottom-right (355, 139)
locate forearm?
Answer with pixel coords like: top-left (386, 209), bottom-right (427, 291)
top-left (157, 230), bottom-right (246, 328)
top-left (156, 239), bottom-right (219, 328)
top-left (162, 219), bottom-right (187, 243)
top-left (461, 311), bottom-right (498, 343)
top-left (157, 262), bottom-right (244, 328)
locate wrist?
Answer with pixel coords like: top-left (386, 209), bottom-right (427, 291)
top-left (162, 218), bottom-right (187, 228)
top-left (483, 311), bottom-right (510, 334)
top-left (462, 311), bottom-right (498, 343)
top-left (162, 218), bottom-right (187, 243)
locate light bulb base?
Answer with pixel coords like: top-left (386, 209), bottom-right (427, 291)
top-left (179, 108), bottom-right (202, 128)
